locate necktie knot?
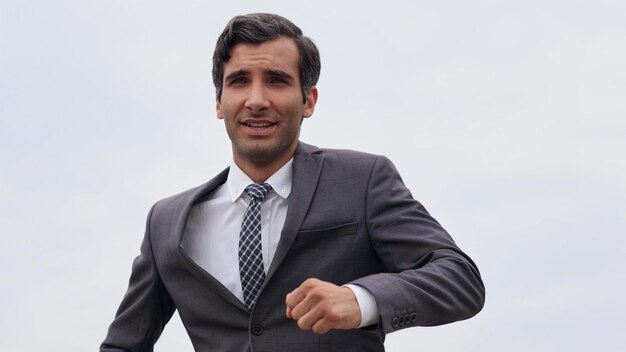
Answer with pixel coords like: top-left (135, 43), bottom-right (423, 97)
top-left (245, 183), bottom-right (272, 202)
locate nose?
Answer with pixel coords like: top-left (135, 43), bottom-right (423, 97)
top-left (245, 82), bottom-right (270, 114)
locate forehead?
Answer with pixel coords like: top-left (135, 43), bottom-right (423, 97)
top-left (225, 37), bottom-right (300, 75)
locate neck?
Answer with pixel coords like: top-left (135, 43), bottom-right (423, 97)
top-left (234, 151), bottom-right (295, 184)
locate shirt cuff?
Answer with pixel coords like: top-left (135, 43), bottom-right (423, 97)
top-left (343, 284), bottom-right (379, 328)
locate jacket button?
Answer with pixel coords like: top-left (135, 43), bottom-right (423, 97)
top-left (251, 323), bottom-right (264, 336)
top-left (398, 315), bottom-right (406, 326)
top-left (392, 317), bottom-right (399, 328)
top-left (410, 312), bottom-right (417, 323)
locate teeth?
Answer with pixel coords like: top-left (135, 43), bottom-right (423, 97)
top-left (246, 122), bottom-right (271, 129)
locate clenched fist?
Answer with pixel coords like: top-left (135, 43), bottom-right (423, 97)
top-left (285, 278), bottom-right (361, 334)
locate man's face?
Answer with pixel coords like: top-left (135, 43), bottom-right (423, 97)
top-left (217, 37), bottom-right (317, 168)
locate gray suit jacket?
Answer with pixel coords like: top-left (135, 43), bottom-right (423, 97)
top-left (101, 142), bottom-right (485, 352)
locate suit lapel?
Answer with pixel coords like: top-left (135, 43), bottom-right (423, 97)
top-left (166, 142), bottom-right (324, 311)
top-left (266, 142), bottom-right (324, 282)
top-left (169, 167), bottom-right (248, 312)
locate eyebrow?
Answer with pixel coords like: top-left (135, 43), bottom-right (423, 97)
top-left (224, 68), bottom-right (296, 83)
top-left (266, 69), bottom-right (295, 83)
top-left (224, 68), bottom-right (249, 82)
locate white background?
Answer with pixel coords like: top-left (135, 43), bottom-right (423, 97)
top-left (1, 0), bottom-right (625, 351)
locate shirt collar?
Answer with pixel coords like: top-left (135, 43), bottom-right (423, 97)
top-left (226, 158), bottom-right (293, 202)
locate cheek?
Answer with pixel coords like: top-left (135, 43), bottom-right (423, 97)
top-left (278, 97), bottom-right (305, 119)
top-left (218, 93), bottom-right (242, 115)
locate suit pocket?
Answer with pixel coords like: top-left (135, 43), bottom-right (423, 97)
top-left (295, 222), bottom-right (358, 243)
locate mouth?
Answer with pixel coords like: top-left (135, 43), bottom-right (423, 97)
top-left (243, 121), bottom-right (275, 130)
top-left (240, 119), bottom-right (277, 136)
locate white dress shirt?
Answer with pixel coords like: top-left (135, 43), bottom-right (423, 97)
top-left (181, 159), bottom-right (378, 327)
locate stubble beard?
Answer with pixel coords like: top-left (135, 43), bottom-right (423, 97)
top-left (229, 126), bottom-right (301, 166)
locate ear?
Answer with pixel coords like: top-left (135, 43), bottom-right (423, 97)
top-left (303, 86), bottom-right (318, 118)
top-left (216, 97), bottom-right (224, 119)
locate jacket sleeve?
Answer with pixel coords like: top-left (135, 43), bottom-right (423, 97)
top-left (350, 155), bottom-right (485, 333)
top-left (101, 203), bottom-right (176, 352)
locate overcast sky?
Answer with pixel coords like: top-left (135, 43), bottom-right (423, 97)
top-left (1, 0), bottom-right (625, 351)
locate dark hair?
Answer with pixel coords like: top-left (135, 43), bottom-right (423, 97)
top-left (212, 13), bottom-right (321, 102)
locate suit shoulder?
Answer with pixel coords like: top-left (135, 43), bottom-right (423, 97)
top-left (147, 184), bottom-right (200, 219)
top-left (317, 147), bottom-right (395, 171)
top-left (155, 184), bottom-right (200, 206)
top-left (318, 147), bottom-right (382, 162)
top-left (298, 141), bottom-right (391, 166)
top-left (150, 168), bottom-right (229, 216)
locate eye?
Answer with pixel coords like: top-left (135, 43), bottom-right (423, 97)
top-left (268, 77), bottom-right (288, 85)
top-left (228, 77), bottom-right (248, 85)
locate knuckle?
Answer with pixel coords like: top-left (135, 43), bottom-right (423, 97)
top-left (297, 319), bottom-right (310, 330)
top-left (303, 278), bottom-right (319, 288)
top-left (290, 307), bottom-right (302, 320)
top-left (327, 310), bottom-right (339, 321)
top-left (309, 288), bottom-right (323, 300)
top-left (312, 323), bottom-right (329, 335)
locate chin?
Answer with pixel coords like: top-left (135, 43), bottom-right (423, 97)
top-left (236, 140), bottom-right (293, 164)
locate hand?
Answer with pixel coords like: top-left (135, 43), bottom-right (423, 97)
top-left (285, 278), bottom-right (361, 334)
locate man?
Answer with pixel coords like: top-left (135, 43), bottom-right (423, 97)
top-left (101, 13), bottom-right (485, 352)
